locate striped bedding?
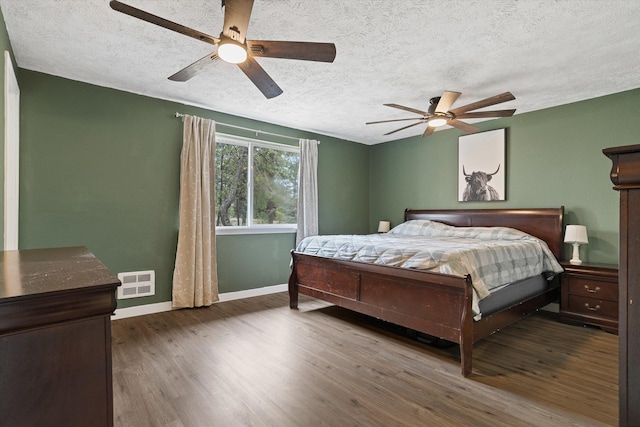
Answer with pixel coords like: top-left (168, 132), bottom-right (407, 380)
top-left (296, 220), bottom-right (564, 317)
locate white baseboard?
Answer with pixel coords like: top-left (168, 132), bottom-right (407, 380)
top-left (111, 301), bottom-right (173, 320)
top-left (112, 283), bottom-right (288, 320)
top-left (218, 283), bottom-right (287, 302)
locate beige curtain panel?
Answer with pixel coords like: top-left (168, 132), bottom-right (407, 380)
top-left (172, 115), bottom-right (219, 308)
top-left (296, 138), bottom-right (319, 246)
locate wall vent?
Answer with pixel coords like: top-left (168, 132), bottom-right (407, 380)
top-left (117, 270), bottom-right (155, 299)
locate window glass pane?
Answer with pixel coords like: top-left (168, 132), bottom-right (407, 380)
top-left (253, 146), bottom-right (299, 225)
top-left (215, 143), bottom-right (248, 226)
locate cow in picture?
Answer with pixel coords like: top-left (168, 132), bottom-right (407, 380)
top-left (462, 165), bottom-right (501, 201)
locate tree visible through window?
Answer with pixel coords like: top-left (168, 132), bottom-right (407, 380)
top-left (215, 134), bottom-right (299, 229)
top-left (215, 142), bottom-right (248, 226)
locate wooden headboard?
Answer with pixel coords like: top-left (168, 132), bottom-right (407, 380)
top-left (404, 207), bottom-right (564, 260)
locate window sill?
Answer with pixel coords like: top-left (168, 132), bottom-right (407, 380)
top-left (216, 226), bottom-right (297, 236)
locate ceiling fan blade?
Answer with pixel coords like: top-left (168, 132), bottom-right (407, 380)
top-left (109, 1), bottom-right (219, 46)
top-left (455, 109), bottom-right (516, 119)
top-left (248, 40), bottom-right (336, 62)
top-left (383, 121), bottom-right (425, 136)
top-left (168, 51), bottom-right (220, 82)
top-left (447, 119), bottom-right (480, 133)
top-left (422, 126), bottom-right (436, 137)
top-left (366, 117), bottom-right (423, 125)
top-left (223, 0), bottom-right (254, 43)
top-left (435, 91), bottom-right (461, 113)
top-left (449, 92), bottom-right (515, 115)
top-left (383, 103), bottom-right (429, 116)
top-left (237, 56), bottom-right (283, 99)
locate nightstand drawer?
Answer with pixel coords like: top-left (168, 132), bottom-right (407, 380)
top-left (568, 295), bottom-right (618, 319)
top-left (568, 277), bottom-right (617, 301)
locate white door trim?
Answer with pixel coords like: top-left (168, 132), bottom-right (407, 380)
top-left (4, 51), bottom-right (20, 250)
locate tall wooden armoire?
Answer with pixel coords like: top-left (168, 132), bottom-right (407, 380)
top-left (603, 144), bottom-right (640, 427)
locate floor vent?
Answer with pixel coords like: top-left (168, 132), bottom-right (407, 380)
top-left (117, 270), bottom-right (155, 299)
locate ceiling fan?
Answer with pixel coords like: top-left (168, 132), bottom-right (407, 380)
top-left (109, 0), bottom-right (336, 99)
top-left (366, 91), bottom-right (516, 137)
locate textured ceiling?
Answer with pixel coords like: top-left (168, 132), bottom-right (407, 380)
top-left (1, 0), bottom-right (639, 144)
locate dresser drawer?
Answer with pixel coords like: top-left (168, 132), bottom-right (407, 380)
top-left (568, 294), bottom-right (618, 319)
top-left (567, 276), bottom-right (618, 301)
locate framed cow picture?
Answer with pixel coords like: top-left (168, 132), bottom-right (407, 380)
top-left (458, 128), bottom-right (506, 202)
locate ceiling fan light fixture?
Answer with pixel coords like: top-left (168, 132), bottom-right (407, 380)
top-left (429, 117), bottom-right (448, 127)
top-left (218, 38), bottom-right (247, 64)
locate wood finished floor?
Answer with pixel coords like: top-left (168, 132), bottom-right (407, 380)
top-left (111, 293), bottom-right (618, 427)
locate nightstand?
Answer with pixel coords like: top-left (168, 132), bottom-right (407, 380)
top-left (560, 261), bottom-right (618, 334)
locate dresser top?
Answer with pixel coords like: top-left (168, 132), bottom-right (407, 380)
top-left (0, 246), bottom-right (120, 300)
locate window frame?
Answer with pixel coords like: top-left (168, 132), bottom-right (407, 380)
top-left (215, 133), bottom-right (299, 236)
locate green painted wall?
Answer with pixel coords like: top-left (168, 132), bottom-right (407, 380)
top-left (370, 88), bottom-right (640, 265)
top-left (18, 70), bottom-right (369, 308)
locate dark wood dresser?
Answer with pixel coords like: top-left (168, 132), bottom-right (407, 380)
top-left (559, 262), bottom-right (618, 334)
top-left (0, 246), bottom-right (120, 427)
top-left (604, 144), bottom-right (640, 427)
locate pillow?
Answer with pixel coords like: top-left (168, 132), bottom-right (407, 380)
top-left (388, 220), bottom-right (455, 236)
top-left (447, 226), bottom-right (533, 241)
top-left (389, 219), bottom-right (534, 241)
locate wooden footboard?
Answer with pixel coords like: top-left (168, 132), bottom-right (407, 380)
top-left (289, 251), bottom-right (476, 376)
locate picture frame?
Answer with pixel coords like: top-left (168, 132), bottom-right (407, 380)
top-left (458, 128), bottom-right (506, 202)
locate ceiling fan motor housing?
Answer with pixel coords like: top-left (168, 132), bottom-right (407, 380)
top-left (428, 97), bottom-right (441, 114)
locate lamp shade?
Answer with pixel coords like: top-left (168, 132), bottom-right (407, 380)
top-left (378, 220), bottom-right (391, 233)
top-left (564, 225), bottom-right (588, 244)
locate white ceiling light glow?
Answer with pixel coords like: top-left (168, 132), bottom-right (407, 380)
top-left (429, 117), bottom-right (448, 127)
top-left (217, 40), bottom-right (247, 64)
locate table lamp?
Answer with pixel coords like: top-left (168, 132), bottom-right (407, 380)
top-left (378, 220), bottom-right (391, 233)
top-left (565, 225), bottom-right (588, 265)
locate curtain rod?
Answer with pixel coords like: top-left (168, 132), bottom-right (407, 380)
top-left (175, 112), bottom-right (318, 143)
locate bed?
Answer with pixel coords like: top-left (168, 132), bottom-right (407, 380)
top-left (288, 207), bottom-right (564, 376)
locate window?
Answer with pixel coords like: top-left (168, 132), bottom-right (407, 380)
top-left (215, 134), bottom-right (299, 234)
